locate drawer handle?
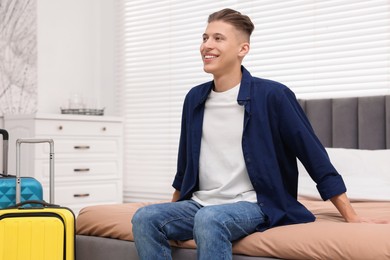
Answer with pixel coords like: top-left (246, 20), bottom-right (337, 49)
top-left (74, 168), bottom-right (90, 172)
top-left (73, 193), bottom-right (90, 198)
top-left (102, 127), bottom-right (107, 131)
top-left (58, 125), bottom-right (63, 130)
top-left (74, 145), bottom-right (90, 150)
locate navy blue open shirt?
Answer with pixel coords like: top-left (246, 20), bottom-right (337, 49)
top-left (172, 66), bottom-right (346, 231)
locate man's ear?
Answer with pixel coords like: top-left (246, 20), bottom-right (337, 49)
top-left (238, 42), bottom-right (250, 58)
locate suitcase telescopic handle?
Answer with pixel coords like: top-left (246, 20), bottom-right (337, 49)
top-left (16, 139), bottom-right (54, 204)
top-left (0, 129), bottom-right (9, 175)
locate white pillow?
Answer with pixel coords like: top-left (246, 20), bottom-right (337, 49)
top-left (298, 148), bottom-right (390, 201)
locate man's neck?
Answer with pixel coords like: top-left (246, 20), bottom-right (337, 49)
top-left (213, 68), bottom-right (242, 92)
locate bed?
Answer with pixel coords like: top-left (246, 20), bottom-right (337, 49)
top-left (76, 95), bottom-right (390, 260)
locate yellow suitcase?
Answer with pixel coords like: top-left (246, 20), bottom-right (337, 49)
top-left (0, 139), bottom-right (75, 260)
top-left (0, 201), bottom-right (75, 260)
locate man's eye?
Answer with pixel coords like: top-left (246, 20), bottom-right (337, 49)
top-left (202, 36), bottom-right (208, 42)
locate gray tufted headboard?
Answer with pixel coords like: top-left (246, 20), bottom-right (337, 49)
top-left (299, 95), bottom-right (390, 150)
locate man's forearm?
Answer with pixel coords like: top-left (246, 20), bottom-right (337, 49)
top-left (330, 193), bottom-right (359, 222)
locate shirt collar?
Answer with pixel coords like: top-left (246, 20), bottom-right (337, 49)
top-left (198, 66), bottom-right (252, 108)
top-left (237, 66), bottom-right (252, 104)
top-left (198, 66), bottom-right (252, 107)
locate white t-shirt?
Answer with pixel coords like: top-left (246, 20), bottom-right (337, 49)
top-left (191, 84), bottom-right (257, 206)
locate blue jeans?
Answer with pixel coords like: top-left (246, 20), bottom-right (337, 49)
top-left (132, 200), bottom-right (265, 260)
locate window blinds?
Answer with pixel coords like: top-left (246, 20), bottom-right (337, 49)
top-left (117, 0), bottom-right (390, 202)
top-left (244, 1), bottom-right (390, 98)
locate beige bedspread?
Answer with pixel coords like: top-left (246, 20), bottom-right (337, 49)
top-left (76, 199), bottom-right (390, 260)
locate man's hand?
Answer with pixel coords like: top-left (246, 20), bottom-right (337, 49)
top-left (171, 190), bottom-right (180, 202)
top-left (345, 215), bottom-right (389, 224)
top-left (330, 193), bottom-right (389, 224)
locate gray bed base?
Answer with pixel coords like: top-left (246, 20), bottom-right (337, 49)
top-left (76, 235), bottom-right (279, 260)
top-left (75, 95), bottom-right (390, 260)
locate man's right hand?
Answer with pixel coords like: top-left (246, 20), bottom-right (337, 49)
top-left (171, 190), bottom-right (180, 202)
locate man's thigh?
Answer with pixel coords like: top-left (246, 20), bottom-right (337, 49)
top-left (138, 200), bottom-right (202, 241)
top-left (194, 201), bottom-right (264, 241)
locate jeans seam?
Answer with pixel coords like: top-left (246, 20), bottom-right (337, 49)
top-left (159, 216), bottom-right (194, 230)
top-left (221, 216), bottom-right (265, 238)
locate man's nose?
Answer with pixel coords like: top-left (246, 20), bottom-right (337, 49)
top-left (202, 39), bottom-right (213, 50)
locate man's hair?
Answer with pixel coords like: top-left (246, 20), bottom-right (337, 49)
top-left (208, 8), bottom-right (255, 41)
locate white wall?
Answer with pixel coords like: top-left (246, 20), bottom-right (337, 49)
top-left (36, 0), bottom-right (117, 115)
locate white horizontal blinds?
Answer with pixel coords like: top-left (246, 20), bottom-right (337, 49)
top-left (240, 0), bottom-right (390, 98)
top-left (121, 0), bottom-right (176, 202)
top-left (118, 0), bottom-right (390, 202)
top-left (114, 0), bottom-right (125, 118)
top-left (119, 0), bottom-right (236, 202)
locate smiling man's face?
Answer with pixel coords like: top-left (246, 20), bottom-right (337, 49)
top-left (200, 21), bottom-right (249, 78)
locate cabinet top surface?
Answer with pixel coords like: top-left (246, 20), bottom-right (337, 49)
top-left (4, 113), bottom-right (123, 122)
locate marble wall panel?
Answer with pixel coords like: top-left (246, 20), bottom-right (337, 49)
top-left (0, 0), bottom-right (37, 115)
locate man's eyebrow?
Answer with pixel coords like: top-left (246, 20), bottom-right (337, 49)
top-left (203, 33), bottom-right (226, 38)
top-left (213, 33), bottom-right (225, 38)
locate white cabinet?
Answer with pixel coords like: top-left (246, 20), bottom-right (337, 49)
top-left (4, 114), bottom-right (123, 215)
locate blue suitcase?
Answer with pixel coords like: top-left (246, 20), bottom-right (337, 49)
top-left (0, 129), bottom-right (43, 208)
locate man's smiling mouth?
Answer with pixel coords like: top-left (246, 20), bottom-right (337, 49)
top-left (204, 54), bottom-right (218, 61)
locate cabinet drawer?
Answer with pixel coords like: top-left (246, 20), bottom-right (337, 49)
top-left (35, 160), bottom-right (120, 181)
top-left (43, 181), bottom-right (122, 205)
top-left (35, 119), bottom-right (122, 136)
top-left (34, 138), bottom-right (120, 158)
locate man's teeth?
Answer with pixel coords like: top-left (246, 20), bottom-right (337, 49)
top-left (205, 55), bottom-right (216, 59)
